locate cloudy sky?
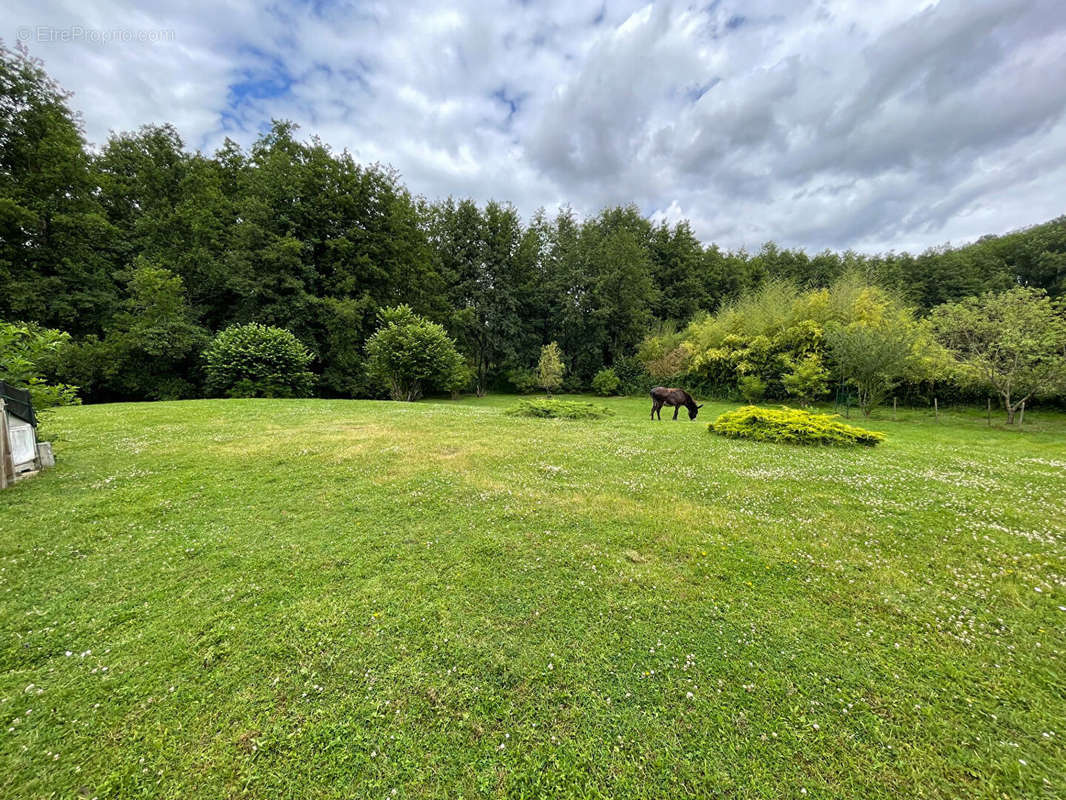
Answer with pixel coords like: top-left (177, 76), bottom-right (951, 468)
top-left (9, 0), bottom-right (1066, 253)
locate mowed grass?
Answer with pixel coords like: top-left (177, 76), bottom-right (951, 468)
top-left (1, 395), bottom-right (1064, 799)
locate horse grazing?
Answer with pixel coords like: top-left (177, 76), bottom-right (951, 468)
top-left (650, 386), bottom-right (703, 420)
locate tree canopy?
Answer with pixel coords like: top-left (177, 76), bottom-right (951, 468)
top-left (3, 44), bottom-right (1066, 410)
top-left (929, 288), bottom-right (1066, 422)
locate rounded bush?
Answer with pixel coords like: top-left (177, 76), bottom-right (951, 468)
top-left (592, 367), bottom-right (621, 396)
top-left (364, 306), bottom-right (467, 401)
top-left (707, 405), bottom-right (884, 447)
top-left (203, 323), bottom-right (315, 398)
top-left (505, 398), bottom-right (614, 420)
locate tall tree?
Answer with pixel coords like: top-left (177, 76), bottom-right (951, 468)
top-left (432, 199), bottom-right (528, 394)
top-left (0, 44), bottom-right (119, 335)
top-left (825, 318), bottom-right (917, 417)
top-left (649, 220), bottom-right (706, 322)
top-left (99, 263), bottom-right (208, 400)
top-left (590, 226), bottom-right (658, 369)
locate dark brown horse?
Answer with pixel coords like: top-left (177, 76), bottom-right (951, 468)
top-left (650, 387), bottom-right (703, 420)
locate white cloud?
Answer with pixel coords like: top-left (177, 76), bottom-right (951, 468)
top-left (7, 0), bottom-right (1066, 252)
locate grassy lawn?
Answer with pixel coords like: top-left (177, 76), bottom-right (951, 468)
top-left (1, 395), bottom-right (1064, 798)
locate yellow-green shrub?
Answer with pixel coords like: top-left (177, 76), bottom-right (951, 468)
top-left (707, 405), bottom-right (884, 447)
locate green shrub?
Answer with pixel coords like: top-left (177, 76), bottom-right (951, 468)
top-left (561, 372), bottom-right (588, 393)
top-left (782, 353), bottom-right (830, 405)
top-left (613, 355), bottom-right (653, 396)
top-left (0, 321), bottom-right (81, 409)
top-left (592, 367), bottom-right (621, 396)
top-left (707, 405), bottom-right (885, 447)
top-left (365, 306), bottom-right (467, 401)
top-left (738, 375), bottom-right (767, 403)
top-left (505, 398), bottom-right (614, 420)
top-left (203, 323), bottom-right (315, 398)
top-left (507, 368), bottom-right (539, 394)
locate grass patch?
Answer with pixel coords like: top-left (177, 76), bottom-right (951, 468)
top-left (1, 395), bottom-right (1064, 798)
top-left (708, 404), bottom-right (886, 446)
top-left (505, 397), bottom-right (614, 419)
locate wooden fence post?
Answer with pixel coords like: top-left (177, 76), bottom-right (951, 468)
top-left (0, 399), bottom-right (11, 490)
top-left (1019, 400), bottom-right (1025, 427)
top-left (987, 397), bottom-right (991, 426)
top-left (934, 397), bottom-right (939, 423)
top-left (893, 397), bottom-right (897, 421)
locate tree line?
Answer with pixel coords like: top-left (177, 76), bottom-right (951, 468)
top-left (640, 276), bottom-right (1065, 422)
top-left (2, 44), bottom-right (1065, 410)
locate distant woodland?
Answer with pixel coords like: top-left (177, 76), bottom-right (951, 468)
top-left (3, 45), bottom-right (1064, 405)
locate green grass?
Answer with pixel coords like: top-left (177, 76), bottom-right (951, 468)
top-left (1, 395), bottom-right (1064, 799)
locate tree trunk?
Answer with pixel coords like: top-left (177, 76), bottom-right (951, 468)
top-left (477, 359), bottom-right (487, 397)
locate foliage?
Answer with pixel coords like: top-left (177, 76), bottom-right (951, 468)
top-left (591, 367), bottom-right (621, 396)
top-left (536, 342), bottom-right (565, 396)
top-left (3, 49), bottom-right (1066, 406)
top-left (683, 280), bottom-right (829, 397)
top-left (612, 355), bottom-right (654, 396)
top-left (708, 405), bottom-right (885, 447)
top-left (431, 199), bottom-right (532, 395)
top-left (62, 263), bottom-right (208, 401)
top-left (825, 315), bottom-right (919, 417)
top-left (929, 287), bottom-right (1066, 423)
top-left (316, 294), bottom-right (379, 398)
top-left (0, 320), bottom-right (80, 409)
top-left (506, 367), bottom-right (539, 394)
top-left (782, 353), bottom-right (830, 404)
top-left (202, 322), bottom-right (314, 398)
top-left (20, 378), bottom-right (81, 410)
top-left (738, 375), bottom-right (767, 403)
top-left (0, 44), bottom-right (119, 336)
top-left (504, 397), bottom-right (614, 419)
top-left (637, 326), bottom-right (692, 381)
top-left (364, 305), bottom-right (466, 401)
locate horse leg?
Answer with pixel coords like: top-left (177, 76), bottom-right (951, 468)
top-left (650, 401), bottom-right (658, 420)
top-left (672, 405), bottom-right (679, 420)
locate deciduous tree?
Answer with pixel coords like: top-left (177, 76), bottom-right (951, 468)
top-left (537, 342), bottom-right (565, 396)
top-left (929, 287), bottom-right (1066, 423)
